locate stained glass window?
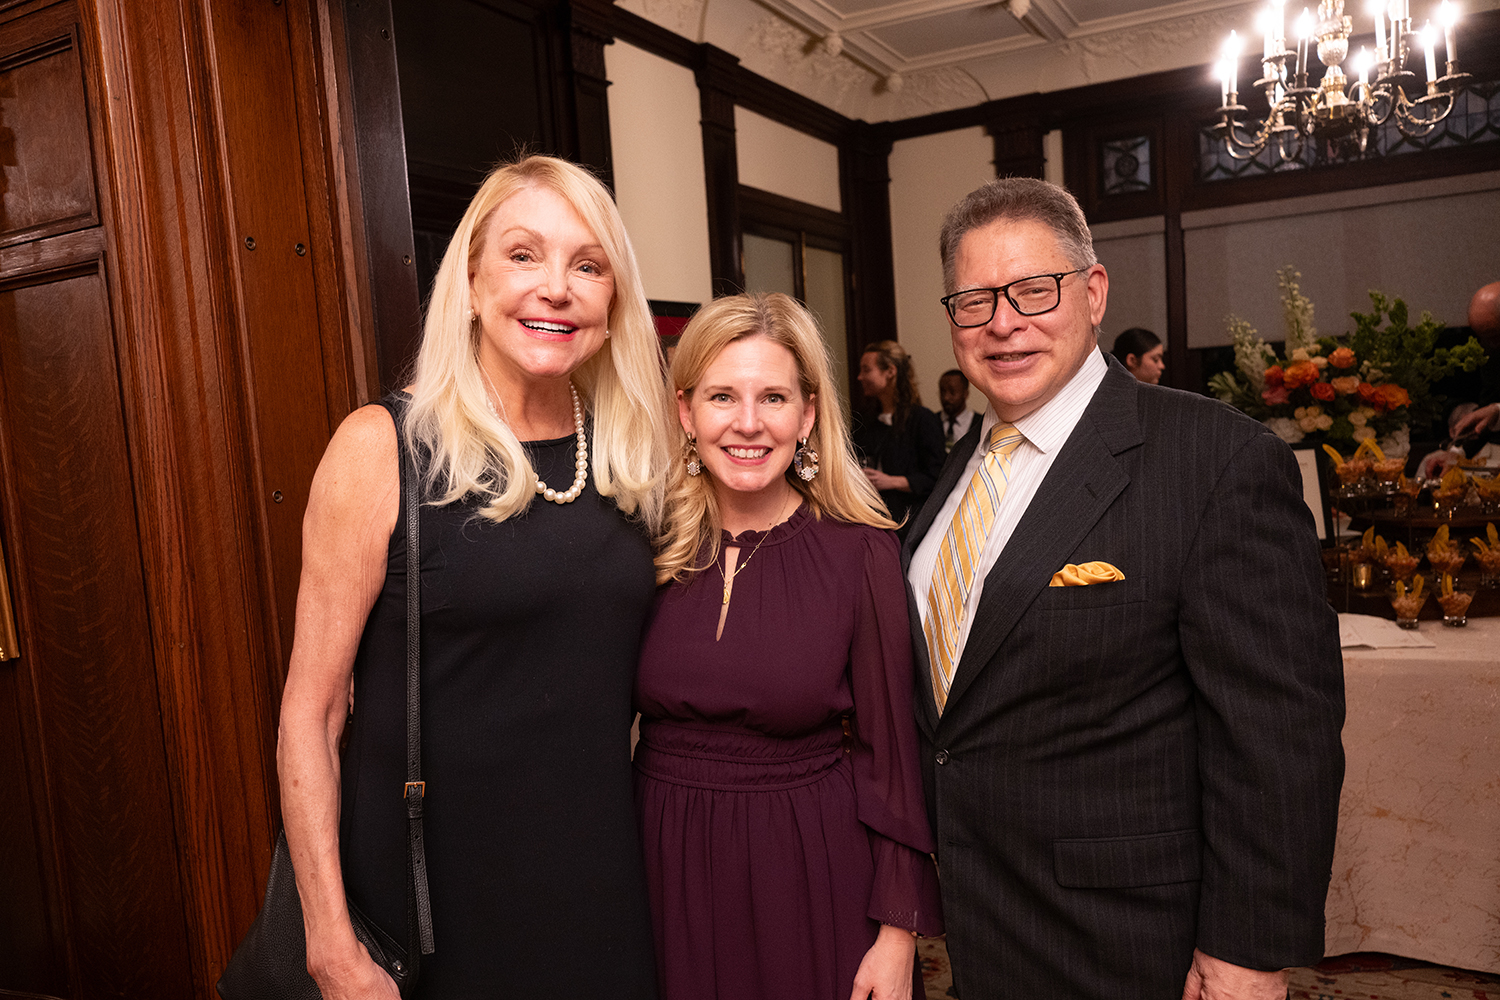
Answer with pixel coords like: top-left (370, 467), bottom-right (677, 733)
top-left (1102, 136), bottom-right (1152, 196)
top-left (1199, 80), bottom-right (1500, 182)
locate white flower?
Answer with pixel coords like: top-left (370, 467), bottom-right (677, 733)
top-left (1265, 417), bottom-right (1306, 444)
top-left (1378, 426), bottom-right (1410, 456)
top-left (1353, 426), bottom-right (1377, 442)
top-left (1298, 416), bottom-right (1320, 432)
top-left (1311, 356), bottom-right (1328, 368)
top-left (1315, 414), bottom-right (1334, 431)
top-left (1349, 412), bottom-right (1368, 427)
top-left (1291, 348), bottom-right (1311, 362)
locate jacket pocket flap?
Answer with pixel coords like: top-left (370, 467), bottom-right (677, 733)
top-left (1053, 829), bottom-right (1201, 889)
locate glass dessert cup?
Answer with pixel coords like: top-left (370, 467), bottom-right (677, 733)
top-left (1382, 552), bottom-right (1421, 584)
top-left (1475, 550), bottom-right (1500, 589)
top-left (1372, 457), bottom-right (1406, 484)
top-left (1437, 590), bottom-right (1473, 627)
top-left (1426, 549), bottom-right (1467, 577)
top-left (1389, 589), bottom-right (1429, 629)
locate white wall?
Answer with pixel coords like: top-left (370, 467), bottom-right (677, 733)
top-left (1183, 171), bottom-right (1500, 348)
top-left (604, 40), bottom-right (714, 308)
top-left (734, 107), bottom-right (842, 212)
top-left (1092, 216), bottom-right (1169, 354)
top-left (888, 126), bottom-right (994, 409)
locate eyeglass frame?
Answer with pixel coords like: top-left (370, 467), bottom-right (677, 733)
top-left (939, 267), bottom-right (1090, 327)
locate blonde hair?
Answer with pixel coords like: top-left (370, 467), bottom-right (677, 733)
top-left (404, 155), bottom-right (673, 532)
top-left (654, 292), bottom-right (895, 584)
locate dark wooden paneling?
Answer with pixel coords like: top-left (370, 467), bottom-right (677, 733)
top-left (0, 263), bottom-right (194, 999)
top-left (345, 0), bottom-right (420, 391)
top-left (210, 0), bottom-right (334, 670)
top-left (0, 8), bottom-right (96, 246)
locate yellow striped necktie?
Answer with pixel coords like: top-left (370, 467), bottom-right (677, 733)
top-left (924, 421), bottom-right (1024, 714)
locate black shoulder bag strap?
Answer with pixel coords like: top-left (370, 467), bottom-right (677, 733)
top-left (395, 400), bottom-right (436, 961)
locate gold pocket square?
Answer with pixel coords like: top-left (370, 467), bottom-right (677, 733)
top-left (1049, 561), bottom-right (1126, 587)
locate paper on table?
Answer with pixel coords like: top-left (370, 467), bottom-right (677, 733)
top-left (1338, 613), bottom-right (1437, 648)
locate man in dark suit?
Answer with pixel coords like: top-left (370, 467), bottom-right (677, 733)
top-left (903, 178), bottom-right (1344, 1000)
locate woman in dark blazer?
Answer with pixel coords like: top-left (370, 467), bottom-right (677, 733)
top-left (852, 340), bottom-right (946, 534)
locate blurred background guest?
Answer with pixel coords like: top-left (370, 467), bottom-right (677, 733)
top-left (1111, 327), bottom-right (1165, 385)
top-left (937, 368), bottom-right (980, 451)
top-left (852, 340), bottom-right (946, 533)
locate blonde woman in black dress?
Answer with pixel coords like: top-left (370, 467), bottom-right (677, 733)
top-left (277, 156), bottom-right (672, 999)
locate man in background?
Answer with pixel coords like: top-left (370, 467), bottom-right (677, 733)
top-left (937, 368), bottom-right (980, 451)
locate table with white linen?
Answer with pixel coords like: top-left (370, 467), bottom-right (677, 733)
top-left (1326, 615), bottom-right (1500, 973)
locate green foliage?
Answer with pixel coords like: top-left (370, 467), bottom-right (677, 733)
top-left (1347, 291), bottom-right (1488, 431)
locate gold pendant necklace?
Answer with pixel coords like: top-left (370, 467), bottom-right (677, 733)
top-left (715, 489), bottom-right (794, 640)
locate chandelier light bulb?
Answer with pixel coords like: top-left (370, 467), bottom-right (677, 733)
top-left (1418, 21), bottom-right (1438, 81)
top-left (1296, 7), bottom-right (1313, 39)
top-left (1438, 0), bottom-right (1459, 64)
top-left (1354, 45), bottom-right (1373, 85)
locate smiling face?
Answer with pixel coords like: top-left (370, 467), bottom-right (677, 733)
top-left (949, 216), bottom-right (1108, 423)
top-left (1126, 343), bottom-right (1165, 384)
top-left (680, 335), bottom-right (816, 508)
top-left (468, 184), bottom-right (614, 394)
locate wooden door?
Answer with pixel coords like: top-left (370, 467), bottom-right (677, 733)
top-left (0, 4), bottom-right (195, 996)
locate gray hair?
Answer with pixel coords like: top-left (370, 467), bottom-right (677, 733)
top-left (938, 178), bottom-right (1097, 293)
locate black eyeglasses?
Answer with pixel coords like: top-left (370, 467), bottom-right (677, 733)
top-left (940, 268), bottom-right (1088, 327)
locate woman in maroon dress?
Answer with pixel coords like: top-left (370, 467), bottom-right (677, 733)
top-left (636, 292), bottom-right (942, 1000)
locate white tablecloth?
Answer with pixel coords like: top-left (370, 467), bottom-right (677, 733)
top-left (1326, 617), bottom-right (1500, 972)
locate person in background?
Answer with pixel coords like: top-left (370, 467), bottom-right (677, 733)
top-left (1111, 326), bottom-right (1165, 384)
top-left (907, 177), bottom-right (1343, 1000)
top-left (852, 340), bottom-right (946, 532)
top-left (636, 293), bottom-right (942, 1000)
top-left (938, 368), bottom-right (980, 451)
top-left (277, 155), bottom-right (671, 999)
top-left (1417, 281), bottom-right (1500, 477)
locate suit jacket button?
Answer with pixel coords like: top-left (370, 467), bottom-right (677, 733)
top-left (935, 750), bottom-right (950, 765)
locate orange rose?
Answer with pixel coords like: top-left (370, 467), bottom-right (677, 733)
top-left (1331, 376), bottom-right (1361, 395)
top-left (1263, 365), bottom-right (1285, 388)
top-left (1329, 346), bottom-right (1357, 368)
top-left (1310, 381), bottom-right (1336, 402)
top-left (1358, 382), bottom-right (1379, 405)
top-left (1375, 384), bottom-right (1410, 410)
top-left (1283, 360), bottom-right (1321, 389)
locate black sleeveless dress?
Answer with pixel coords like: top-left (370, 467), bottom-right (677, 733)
top-left (338, 396), bottom-right (659, 998)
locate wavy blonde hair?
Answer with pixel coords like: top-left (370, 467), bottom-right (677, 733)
top-left (654, 292), bottom-right (895, 584)
top-left (404, 155), bottom-right (673, 532)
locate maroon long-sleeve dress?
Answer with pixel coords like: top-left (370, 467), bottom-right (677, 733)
top-left (634, 504), bottom-right (943, 1000)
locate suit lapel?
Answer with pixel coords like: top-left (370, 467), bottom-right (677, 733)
top-left (941, 362), bottom-right (1143, 714)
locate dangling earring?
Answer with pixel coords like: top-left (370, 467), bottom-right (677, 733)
top-left (685, 436), bottom-right (702, 477)
top-left (793, 437), bottom-right (819, 482)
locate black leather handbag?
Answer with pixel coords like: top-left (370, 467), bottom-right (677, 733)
top-left (218, 406), bottom-right (434, 998)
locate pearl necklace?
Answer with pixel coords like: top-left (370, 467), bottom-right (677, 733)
top-left (533, 383), bottom-right (588, 504)
top-left (480, 369), bottom-right (588, 504)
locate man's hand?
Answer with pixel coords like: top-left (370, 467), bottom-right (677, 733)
top-left (1454, 402), bottom-right (1500, 438)
top-left (1180, 949), bottom-right (1288, 1000)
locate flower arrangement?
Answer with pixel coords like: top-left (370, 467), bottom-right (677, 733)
top-left (1208, 266), bottom-right (1488, 450)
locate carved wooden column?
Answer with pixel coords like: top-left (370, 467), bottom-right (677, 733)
top-left (842, 122), bottom-right (898, 357)
top-left (695, 45), bottom-right (743, 297)
top-left (568, 0), bottom-right (616, 186)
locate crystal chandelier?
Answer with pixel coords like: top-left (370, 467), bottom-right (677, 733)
top-left (1212, 0), bottom-right (1469, 161)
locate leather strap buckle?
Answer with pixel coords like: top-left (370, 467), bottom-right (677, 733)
top-left (403, 781), bottom-right (425, 800)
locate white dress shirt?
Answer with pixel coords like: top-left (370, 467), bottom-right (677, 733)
top-left (908, 349), bottom-right (1108, 661)
top-left (942, 409), bottom-right (978, 449)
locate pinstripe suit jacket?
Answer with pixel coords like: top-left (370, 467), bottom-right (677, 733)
top-left (902, 357), bottom-right (1345, 1000)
